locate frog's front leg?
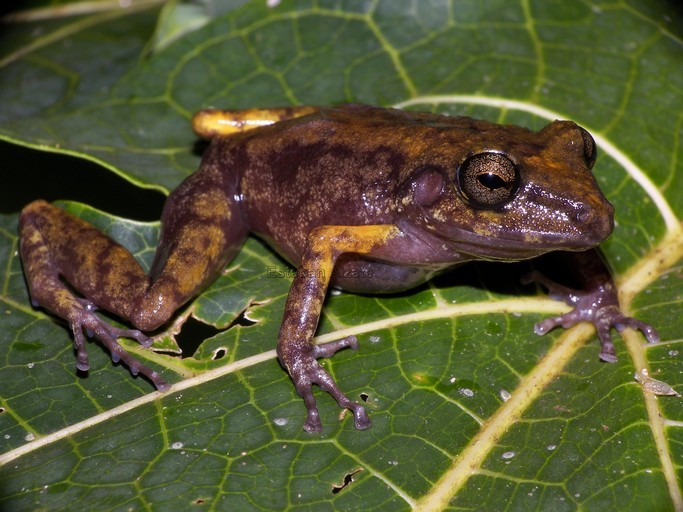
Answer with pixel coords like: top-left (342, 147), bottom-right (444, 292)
top-left (524, 250), bottom-right (659, 361)
top-left (19, 170), bottom-right (247, 389)
top-left (278, 224), bottom-right (400, 433)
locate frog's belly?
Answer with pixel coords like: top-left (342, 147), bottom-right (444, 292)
top-left (330, 256), bottom-right (455, 294)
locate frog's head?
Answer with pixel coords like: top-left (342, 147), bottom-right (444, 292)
top-left (396, 120), bottom-right (614, 261)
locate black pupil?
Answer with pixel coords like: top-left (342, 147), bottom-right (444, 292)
top-left (478, 172), bottom-right (507, 190)
top-left (456, 151), bottom-right (520, 209)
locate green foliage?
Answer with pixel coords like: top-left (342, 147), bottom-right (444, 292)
top-left (1, 1), bottom-right (682, 510)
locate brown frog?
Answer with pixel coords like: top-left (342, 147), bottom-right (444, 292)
top-left (19, 104), bottom-right (658, 432)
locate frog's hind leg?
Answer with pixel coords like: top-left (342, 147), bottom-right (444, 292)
top-left (19, 170), bottom-right (247, 389)
top-left (130, 169), bottom-right (248, 332)
top-left (19, 200), bottom-right (170, 389)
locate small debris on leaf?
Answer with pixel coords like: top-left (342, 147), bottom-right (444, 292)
top-left (634, 369), bottom-right (681, 397)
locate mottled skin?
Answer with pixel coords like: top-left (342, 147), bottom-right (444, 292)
top-left (19, 104), bottom-right (658, 432)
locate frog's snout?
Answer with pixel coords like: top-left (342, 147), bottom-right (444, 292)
top-left (577, 197), bottom-right (614, 246)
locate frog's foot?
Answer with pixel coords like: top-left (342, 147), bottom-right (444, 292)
top-left (69, 306), bottom-right (170, 391)
top-left (288, 335), bottom-right (371, 433)
top-left (523, 271), bottom-right (659, 361)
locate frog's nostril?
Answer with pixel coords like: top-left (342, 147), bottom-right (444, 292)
top-left (575, 207), bottom-right (590, 224)
top-left (575, 202), bottom-right (614, 245)
top-left (569, 199), bottom-right (614, 245)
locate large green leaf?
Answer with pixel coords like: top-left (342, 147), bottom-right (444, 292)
top-left (1, 0), bottom-right (682, 510)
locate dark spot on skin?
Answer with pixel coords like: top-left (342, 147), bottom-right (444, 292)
top-left (360, 145), bottom-right (406, 180)
top-left (331, 468), bottom-right (364, 494)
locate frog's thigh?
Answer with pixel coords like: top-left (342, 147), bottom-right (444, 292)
top-left (21, 180), bottom-right (247, 333)
top-left (19, 200), bottom-right (150, 322)
top-left (131, 173), bottom-right (248, 330)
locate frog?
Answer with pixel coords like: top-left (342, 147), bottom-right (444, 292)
top-left (19, 103), bottom-right (659, 433)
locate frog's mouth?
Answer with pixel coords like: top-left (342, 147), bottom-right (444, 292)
top-left (435, 220), bottom-right (613, 262)
top-left (456, 237), bottom-right (597, 262)
top-left (426, 192), bottom-right (615, 260)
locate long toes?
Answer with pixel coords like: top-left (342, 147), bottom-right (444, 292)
top-left (71, 311), bottom-right (169, 391)
top-left (304, 411), bottom-right (323, 433)
top-left (534, 316), bottom-right (564, 335)
top-left (351, 404), bottom-right (371, 430)
top-left (291, 356), bottom-right (369, 432)
top-left (313, 335), bottom-right (358, 358)
top-left (71, 325), bottom-right (90, 371)
top-left (616, 318), bottom-right (660, 344)
top-left (599, 341), bottom-right (618, 362)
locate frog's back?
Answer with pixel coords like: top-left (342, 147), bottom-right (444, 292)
top-left (228, 105), bottom-right (473, 260)
top-left (198, 104), bottom-right (537, 265)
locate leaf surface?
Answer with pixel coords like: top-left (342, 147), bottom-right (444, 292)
top-left (1, 1), bottom-right (682, 510)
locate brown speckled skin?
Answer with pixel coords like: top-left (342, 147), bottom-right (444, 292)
top-left (19, 104), bottom-right (657, 432)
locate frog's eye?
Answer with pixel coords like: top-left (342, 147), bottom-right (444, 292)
top-left (579, 127), bottom-right (597, 169)
top-left (457, 152), bottom-right (520, 209)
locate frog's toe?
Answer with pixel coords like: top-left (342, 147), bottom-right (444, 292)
top-left (533, 312), bottom-right (579, 335)
top-left (71, 311), bottom-right (170, 391)
top-left (303, 408), bottom-right (323, 433)
top-left (615, 317), bottom-right (660, 344)
top-left (523, 271), bottom-right (578, 300)
top-left (594, 306), bottom-right (660, 355)
top-left (598, 340), bottom-right (618, 363)
top-left (291, 353), bottom-right (370, 432)
top-left (294, 373), bottom-right (324, 433)
top-left (351, 404), bottom-right (372, 430)
top-left (115, 327), bottom-right (154, 348)
top-left (71, 323), bottom-right (91, 372)
top-left (313, 335), bottom-right (359, 358)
